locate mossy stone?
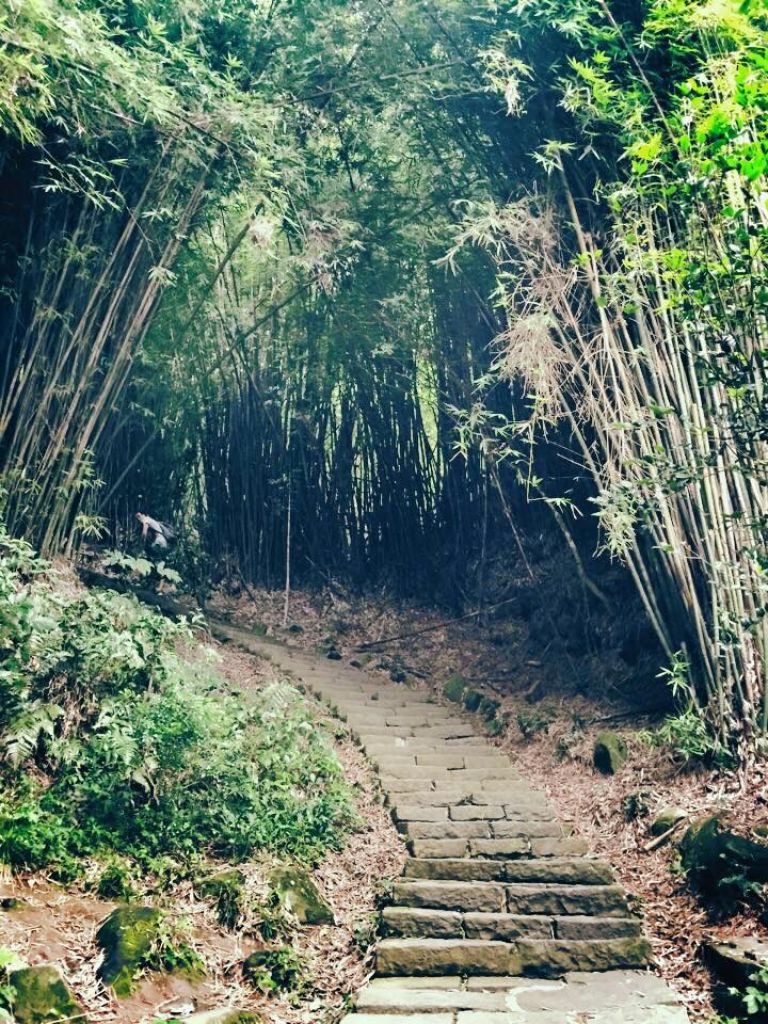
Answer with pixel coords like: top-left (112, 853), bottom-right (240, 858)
top-left (462, 688), bottom-right (482, 712)
top-left (443, 674), bottom-right (467, 703)
top-left (478, 696), bottom-right (500, 721)
top-left (593, 731), bottom-right (628, 774)
top-left (96, 905), bottom-right (162, 997)
top-left (680, 815), bottom-right (768, 892)
top-left (10, 965), bottom-right (85, 1024)
top-left (269, 865), bottom-right (334, 925)
top-left (198, 869), bottom-right (246, 929)
top-left (650, 807), bottom-right (686, 836)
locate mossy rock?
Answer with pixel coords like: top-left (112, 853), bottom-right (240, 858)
top-left (443, 674), bottom-right (467, 703)
top-left (462, 688), bottom-right (482, 712)
top-left (593, 731), bottom-right (628, 775)
top-left (269, 865), bottom-right (334, 925)
top-left (485, 716), bottom-right (506, 737)
top-left (10, 965), bottom-right (85, 1024)
top-left (680, 815), bottom-right (768, 892)
top-left (198, 869), bottom-right (246, 929)
top-left (704, 937), bottom-right (768, 1018)
top-left (96, 905), bottom-right (162, 997)
top-left (650, 807), bottom-right (686, 837)
top-left (478, 696), bottom-right (500, 721)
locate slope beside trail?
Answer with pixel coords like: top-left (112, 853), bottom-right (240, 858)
top-left (213, 619), bottom-right (690, 1023)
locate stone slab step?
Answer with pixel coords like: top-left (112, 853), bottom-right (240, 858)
top-left (381, 907), bottom-right (642, 942)
top-left (398, 818), bottom-right (567, 841)
top-left (356, 983), bottom-right (512, 1012)
top-left (393, 880), bottom-right (631, 916)
top-left (376, 937), bottom-right (651, 977)
top-left (343, 971), bottom-right (689, 1022)
top-left (407, 837), bottom-right (587, 859)
top-left (394, 880), bottom-right (506, 913)
top-left (404, 857), bottom-right (614, 885)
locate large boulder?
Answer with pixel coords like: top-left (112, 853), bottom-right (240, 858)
top-left (9, 965), bottom-right (85, 1024)
top-left (593, 732), bottom-right (628, 774)
top-left (269, 865), bottom-right (334, 925)
top-left (96, 905), bottom-right (162, 997)
top-left (680, 816), bottom-right (768, 893)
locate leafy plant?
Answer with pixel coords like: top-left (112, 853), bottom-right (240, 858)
top-left (0, 530), bottom-right (355, 878)
top-left (0, 946), bottom-right (22, 1020)
top-left (517, 711), bottom-right (552, 740)
top-left (732, 962), bottom-right (768, 1017)
top-left (243, 946), bottom-right (306, 995)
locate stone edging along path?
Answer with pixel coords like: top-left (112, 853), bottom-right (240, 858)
top-left (214, 622), bottom-right (690, 1024)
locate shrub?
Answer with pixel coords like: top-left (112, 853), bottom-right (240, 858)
top-left (0, 529), bottom-right (355, 876)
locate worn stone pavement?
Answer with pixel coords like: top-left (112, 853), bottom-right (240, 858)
top-left (215, 622), bottom-right (691, 1024)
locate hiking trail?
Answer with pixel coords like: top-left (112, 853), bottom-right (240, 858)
top-left (215, 621), bottom-right (690, 1024)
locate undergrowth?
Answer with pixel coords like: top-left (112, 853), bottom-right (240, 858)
top-left (0, 525), bottom-right (355, 879)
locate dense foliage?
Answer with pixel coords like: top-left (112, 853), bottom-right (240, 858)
top-left (2, 0), bottom-right (768, 755)
top-left (0, 526), bottom-right (354, 875)
top-left (461, 0), bottom-right (768, 755)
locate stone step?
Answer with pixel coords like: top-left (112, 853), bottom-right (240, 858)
top-left (404, 856), bottom-right (615, 885)
top-left (407, 836), bottom-right (588, 859)
top-left (355, 980), bottom-right (513, 1013)
top-left (376, 936), bottom-right (651, 977)
top-left (393, 880), bottom-right (631, 917)
top-left (382, 906), bottom-right (642, 941)
top-left (347, 970), bottom-right (687, 1021)
top-left (394, 879), bottom-right (506, 913)
top-left (397, 817), bottom-right (567, 841)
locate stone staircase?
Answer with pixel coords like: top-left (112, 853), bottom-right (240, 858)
top-left (330, 687), bottom-right (650, 982)
top-left (215, 625), bottom-right (690, 1023)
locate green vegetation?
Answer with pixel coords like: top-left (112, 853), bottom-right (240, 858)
top-left (243, 946), bottom-right (307, 997)
top-left (0, 526), bottom-right (355, 877)
top-left (0, 0), bottom-right (766, 767)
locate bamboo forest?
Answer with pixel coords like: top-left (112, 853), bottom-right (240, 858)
top-left (3, 1), bottom-right (768, 1022)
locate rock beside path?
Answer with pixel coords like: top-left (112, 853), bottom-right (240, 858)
top-left (593, 732), bottom-right (628, 775)
top-left (96, 904), bottom-right (162, 997)
top-left (9, 965), bottom-right (85, 1024)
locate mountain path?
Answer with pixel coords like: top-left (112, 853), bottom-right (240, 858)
top-left (214, 621), bottom-right (690, 1024)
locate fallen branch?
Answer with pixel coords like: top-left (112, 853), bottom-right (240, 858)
top-left (642, 818), bottom-right (687, 853)
top-left (354, 596), bottom-right (519, 651)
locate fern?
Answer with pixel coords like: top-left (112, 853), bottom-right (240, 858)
top-left (4, 703), bottom-right (63, 767)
